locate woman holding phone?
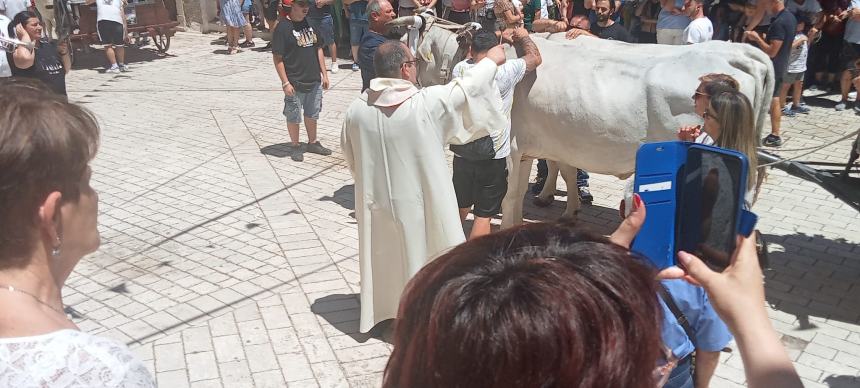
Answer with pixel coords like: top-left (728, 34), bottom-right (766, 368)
top-left (7, 11), bottom-right (68, 96)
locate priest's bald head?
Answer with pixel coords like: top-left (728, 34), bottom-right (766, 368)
top-left (374, 40), bottom-right (418, 84)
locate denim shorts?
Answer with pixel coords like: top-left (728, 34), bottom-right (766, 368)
top-left (308, 15), bottom-right (335, 46)
top-left (283, 82), bottom-right (323, 124)
top-left (349, 20), bottom-right (368, 46)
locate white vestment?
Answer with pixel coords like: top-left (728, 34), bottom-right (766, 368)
top-left (341, 58), bottom-right (506, 333)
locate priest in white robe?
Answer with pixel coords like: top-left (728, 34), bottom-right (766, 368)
top-left (341, 40), bottom-right (509, 333)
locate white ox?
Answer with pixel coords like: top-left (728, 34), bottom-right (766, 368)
top-left (394, 16), bottom-right (775, 227)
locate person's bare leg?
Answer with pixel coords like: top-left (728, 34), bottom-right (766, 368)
top-left (351, 44), bottom-right (359, 63)
top-left (770, 97), bottom-right (781, 136)
top-left (791, 80), bottom-right (802, 107)
top-left (287, 122), bottom-right (301, 145)
top-left (840, 69), bottom-right (852, 102)
top-left (459, 208), bottom-right (470, 223)
top-left (242, 14), bottom-right (254, 42)
top-left (329, 42), bottom-right (337, 66)
top-left (778, 83), bottom-right (790, 109)
top-left (105, 45), bottom-right (117, 66)
top-left (304, 117), bottom-right (318, 143)
top-left (469, 216), bottom-right (492, 239)
top-left (58, 40), bottom-right (71, 71)
top-left (116, 46), bottom-right (125, 65)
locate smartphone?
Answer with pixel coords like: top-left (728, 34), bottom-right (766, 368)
top-left (675, 146), bottom-right (747, 272)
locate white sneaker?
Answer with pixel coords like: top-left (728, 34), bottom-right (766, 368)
top-left (849, 91), bottom-right (857, 101)
top-left (118, 64), bottom-right (130, 72)
top-left (106, 66), bottom-right (120, 74)
top-left (330, 63), bottom-right (339, 73)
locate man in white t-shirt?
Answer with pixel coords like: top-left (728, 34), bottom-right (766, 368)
top-left (684, 0), bottom-right (712, 43)
top-left (451, 28), bottom-right (541, 239)
top-left (86, 0), bottom-right (129, 73)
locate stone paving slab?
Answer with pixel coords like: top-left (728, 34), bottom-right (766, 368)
top-left (60, 32), bottom-right (860, 387)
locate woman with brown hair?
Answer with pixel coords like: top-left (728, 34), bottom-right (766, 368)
top-left (7, 11), bottom-right (69, 96)
top-left (0, 78), bottom-right (155, 387)
top-left (384, 198), bottom-right (802, 388)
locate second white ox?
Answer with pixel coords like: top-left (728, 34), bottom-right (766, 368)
top-left (395, 16), bottom-right (775, 227)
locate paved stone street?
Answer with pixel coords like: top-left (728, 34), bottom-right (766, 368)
top-left (60, 32), bottom-right (860, 387)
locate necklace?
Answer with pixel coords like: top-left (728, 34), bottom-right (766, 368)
top-left (0, 284), bottom-right (66, 316)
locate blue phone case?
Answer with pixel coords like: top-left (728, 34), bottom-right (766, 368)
top-left (631, 141), bottom-right (757, 270)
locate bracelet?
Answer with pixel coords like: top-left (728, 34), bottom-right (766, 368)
top-left (282, 81), bottom-right (290, 88)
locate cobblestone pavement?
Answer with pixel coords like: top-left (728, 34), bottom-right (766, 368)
top-left (61, 32), bottom-right (860, 387)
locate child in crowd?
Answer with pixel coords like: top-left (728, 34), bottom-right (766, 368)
top-left (780, 15), bottom-right (810, 116)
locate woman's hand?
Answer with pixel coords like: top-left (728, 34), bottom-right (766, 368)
top-left (677, 124), bottom-right (701, 142)
top-left (16, 25), bottom-right (30, 42)
top-left (609, 193), bottom-right (644, 248)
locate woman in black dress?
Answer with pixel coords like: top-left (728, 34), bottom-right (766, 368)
top-left (7, 11), bottom-right (68, 96)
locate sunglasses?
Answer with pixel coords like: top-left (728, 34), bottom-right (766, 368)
top-left (692, 91), bottom-right (708, 100)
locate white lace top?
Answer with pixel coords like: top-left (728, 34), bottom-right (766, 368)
top-left (0, 329), bottom-right (155, 388)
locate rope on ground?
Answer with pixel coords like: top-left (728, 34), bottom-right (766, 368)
top-left (757, 128), bottom-right (860, 168)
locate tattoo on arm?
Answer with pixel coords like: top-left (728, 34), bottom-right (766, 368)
top-left (515, 34), bottom-right (541, 72)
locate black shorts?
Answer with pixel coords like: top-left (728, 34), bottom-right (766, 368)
top-left (452, 157), bottom-right (508, 218)
top-left (773, 73), bottom-right (783, 98)
top-left (97, 20), bottom-right (125, 46)
top-left (842, 41), bottom-right (860, 72)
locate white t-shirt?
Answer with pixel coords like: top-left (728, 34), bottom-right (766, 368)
top-left (0, 14), bottom-right (11, 77)
top-left (96, 0), bottom-right (125, 23)
top-left (452, 58), bottom-right (527, 159)
top-left (0, 0), bottom-right (28, 20)
top-left (684, 17), bottom-right (713, 43)
top-left (0, 329), bottom-right (155, 388)
top-left (787, 33), bottom-right (808, 73)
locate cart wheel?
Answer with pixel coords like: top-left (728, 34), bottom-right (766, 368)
top-left (153, 33), bottom-right (170, 53)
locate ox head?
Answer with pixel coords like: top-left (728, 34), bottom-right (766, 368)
top-left (386, 12), bottom-right (481, 86)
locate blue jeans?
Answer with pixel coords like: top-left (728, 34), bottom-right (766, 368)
top-left (535, 160), bottom-right (589, 189)
top-left (663, 355), bottom-right (694, 388)
top-left (307, 15), bottom-right (335, 46)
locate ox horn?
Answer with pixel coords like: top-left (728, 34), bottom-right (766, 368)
top-left (387, 15), bottom-right (419, 27)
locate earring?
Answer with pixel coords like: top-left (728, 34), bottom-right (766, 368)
top-left (52, 238), bottom-right (62, 257)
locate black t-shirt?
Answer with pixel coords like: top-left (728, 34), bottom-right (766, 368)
top-left (272, 19), bottom-right (322, 92)
top-left (308, 0), bottom-right (332, 17)
top-left (766, 9), bottom-right (797, 77)
top-left (7, 41), bottom-right (67, 96)
top-left (591, 22), bottom-right (634, 42)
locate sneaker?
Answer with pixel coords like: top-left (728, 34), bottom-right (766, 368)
top-left (762, 134), bottom-right (783, 147)
top-left (118, 63), bottom-right (130, 72)
top-left (239, 40), bottom-right (255, 48)
top-left (106, 66), bottom-right (120, 74)
top-left (330, 63), bottom-right (339, 73)
top-left (792, 105), bottom-right (811, 114)
top-left (578, 186), bottom-right (593, 205)
top-left (351, 63), bottom-right (359, 71)
top-left (835, 101), bottom-right (848, 111)
top-left (808, 84), bottom-right (819, 91)
top-left (305, 141), bottom-right (332, 156)
top-left (531, 176), bottom-right (546, 195)
top-left (849, 91), bottom-right (857, 101)
top-left (290, 143), bottom-right (305, 162)
top-left (854, 105), bottom-right (860, 114)
top-left (262, 42), bottom-right (272, 50)
top-left (781, 106), bottom-right (796, 116)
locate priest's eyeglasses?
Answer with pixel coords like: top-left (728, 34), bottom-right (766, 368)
top-left (401, 59), bottom-right (419, 68)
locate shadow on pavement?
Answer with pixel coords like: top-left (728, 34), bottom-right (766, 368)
top-left (311, 294), bottom-right (393, 344)
top-left (261, 143), bottom-right (303, 158)
top-left (823, 374), bottom-right (860, 387)
top-left (763, 232), bottom-right (860, 327)
top-left (319, 185), bottom-right (355, 211)
top-left (71, 45), bottom-right (172, 71)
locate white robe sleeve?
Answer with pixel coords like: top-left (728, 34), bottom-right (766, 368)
top-left (422, 58), bottom-right (508, 145)
top-left (341, 111), bottom-right (356, 174)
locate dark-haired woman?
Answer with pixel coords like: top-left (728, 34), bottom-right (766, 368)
top-left (0, 78), bottom-right (154, 387)
top-left (384, 199), bottom-right (802, 388)
top-left (7, 11), bottom-right (68, 96)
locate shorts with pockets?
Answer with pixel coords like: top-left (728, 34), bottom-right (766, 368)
top-left (452, 157), bottom-right (508, 218)
top-left (308, 15), bottom-right (335, 46)
top-left (784, 71), bottom-right (804, 84)
top-left (843, 41), bottom-right (860, 72)
top-left (349, 20), bottom-right (368, 45)
top-left (97, 20), bottom-right (125, 46)
top-left (283, 82), bottom-right (323, 123)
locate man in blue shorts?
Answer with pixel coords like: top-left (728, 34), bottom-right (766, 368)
top-left (308, 0), bottom-right (339, 73)
top-left (345, 0), bottom-right (369, 71)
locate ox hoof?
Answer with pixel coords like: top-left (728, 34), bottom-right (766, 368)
top-left (533, 196), bottom-right (553, 208)
top-left (558, 212), bottom-right (579, 224)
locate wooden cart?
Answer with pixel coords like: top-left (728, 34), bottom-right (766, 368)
top-left (62, 0), bottom-right (179, 57)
